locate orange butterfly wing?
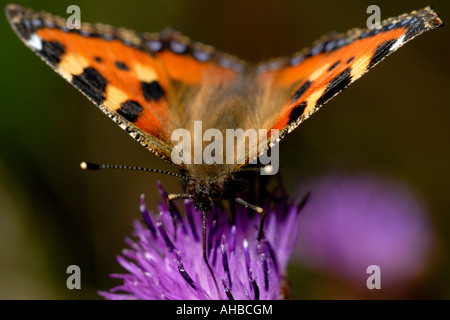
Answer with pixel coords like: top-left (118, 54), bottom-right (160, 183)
top-left (248, 7), bottom-right (443, 163)
top-left (5, 4), bottom-right (243, 167)
top-left (6, 5), bottom-right (443, 170)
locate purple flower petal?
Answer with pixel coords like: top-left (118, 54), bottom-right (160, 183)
top-left (100, 182), bottom-right (304, 300)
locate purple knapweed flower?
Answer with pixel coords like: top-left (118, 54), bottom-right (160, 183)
top-left (99, 182), bottom-right (306, 300)
top-left (293, 173), bottom-right (433, 289)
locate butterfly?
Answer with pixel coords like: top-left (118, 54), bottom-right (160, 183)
top-left (6, 4), bottom-right (443, 282)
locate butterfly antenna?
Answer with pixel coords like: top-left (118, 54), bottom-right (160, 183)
top-left (80, 162), bottom-right (188, 180)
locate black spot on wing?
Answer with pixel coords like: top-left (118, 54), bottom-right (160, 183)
top-left (346, 56), bottom-right (355, 64)
top-left (316, 68), bottom-right (352, 106)
top-left (368, 39), bottom-right (396, 69)
top-left (288, 102), bottom-right (307, 126)
top-left (11, 22), bottom-right (33, 40)
top-left (328, 60), bottom-right (341, 72)
top-left (6, 6), bottom-right (35, 40)
top-left (141, 81), bottom-right (165, 102)
top-left (403, 16), bottom-right (425, 41)
top-left (117, 100), bottom-right (143, 122)
top-left (72, 67), bottom-right (107, 105)
top-left (292, 80), bottom-right (312, 102)
top-left (94, 56), bottom-right (102, 63)
top-left (115, 61), bottom-right (129, 71)
top-left (40, 40), bottom-right (65, 65)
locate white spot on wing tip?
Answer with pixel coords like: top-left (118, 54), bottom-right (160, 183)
top-left (27, 34), bottom-right (42, 51)
top-left (390, 35), bottom-right (406, 52)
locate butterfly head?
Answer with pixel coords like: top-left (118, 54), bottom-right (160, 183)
top-left (187, 176), bottom-right (226, 212)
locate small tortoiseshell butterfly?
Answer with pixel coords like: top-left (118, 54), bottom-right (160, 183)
top-left (6, 4), bottom-right (443, 250)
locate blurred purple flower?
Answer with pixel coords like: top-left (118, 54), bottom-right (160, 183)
top-left (294, 173), bottom-right (432, 288)
top-left (99, 182), bottom-right (305, 300)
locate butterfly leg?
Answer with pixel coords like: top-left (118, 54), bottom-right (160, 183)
top-left (202, 210), bottom-right (220, 298)
top-left (167, 194), bottom-right (189, 241)
top-left (235, 197), bottom-right (265, 241)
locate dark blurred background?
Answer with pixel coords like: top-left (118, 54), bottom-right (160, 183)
top-left (0, 0), bottom-right (449, 299)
